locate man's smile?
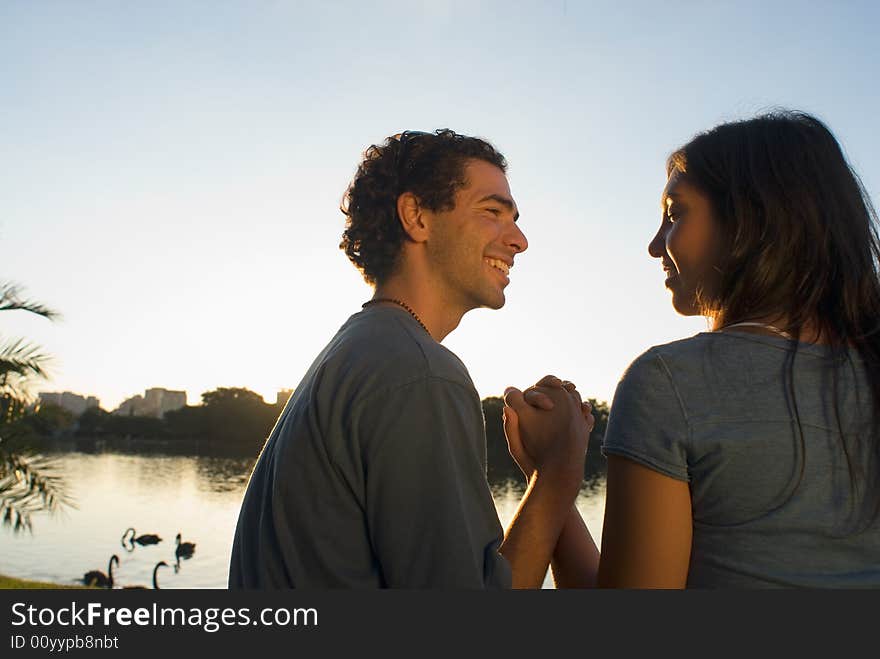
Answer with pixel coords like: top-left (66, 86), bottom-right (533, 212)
top-left (485, 257), bottom-right (511, 276)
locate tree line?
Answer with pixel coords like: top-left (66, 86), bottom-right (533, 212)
top-left (15, 387), bottom-right (281, 451)
top-left (17, 388), bottom-right (610, 481)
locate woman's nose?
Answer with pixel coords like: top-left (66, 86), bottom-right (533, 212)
top-left (648, 224), bottom-right (667, 258)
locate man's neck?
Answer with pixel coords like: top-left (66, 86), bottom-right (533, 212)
top-left (371, 279), bottom-right (466, 343)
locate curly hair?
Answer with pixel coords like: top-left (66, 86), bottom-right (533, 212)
top-left (340, 129), bottom-right (507, 286)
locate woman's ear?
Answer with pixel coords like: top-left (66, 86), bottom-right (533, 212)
top-left (397, 192), bottom-right (430, 242)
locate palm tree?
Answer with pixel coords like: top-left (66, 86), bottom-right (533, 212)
top-left (0, 282), bottom-right (73, 532)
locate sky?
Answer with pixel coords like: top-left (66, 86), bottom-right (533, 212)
top-left (2, 0), bottom-right (879, 411)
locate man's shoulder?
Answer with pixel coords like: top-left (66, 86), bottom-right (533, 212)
top-left (321, 306), bottom-right (475, 395)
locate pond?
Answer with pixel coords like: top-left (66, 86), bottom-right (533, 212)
top-left (0, 449), bottom-right (605, 589)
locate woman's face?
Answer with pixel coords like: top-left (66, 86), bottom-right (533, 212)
top-left (648, 168), bottom-right (720, 317)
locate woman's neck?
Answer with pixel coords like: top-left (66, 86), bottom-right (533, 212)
top-left (711, 315), bottom-right (831, 344)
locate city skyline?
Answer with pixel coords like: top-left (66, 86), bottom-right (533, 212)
top-left (38, 384), bottom-right (295, 415)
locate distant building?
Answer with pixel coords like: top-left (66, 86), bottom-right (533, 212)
top-left (115, 394), bottom-right (144, 417)
top-left (38, 392), bottom-right (62, 408)
top-left (38, 391), bottom-right (100, 416)
top-left (113, 388), bottom-right (187, 419)
top-left (275, 389), bottom-right (293, 407)
top-left (158, 389), bottom-right (187, 417)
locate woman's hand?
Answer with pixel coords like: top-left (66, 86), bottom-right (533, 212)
top-left (502, 374), bottom-right (594, 482)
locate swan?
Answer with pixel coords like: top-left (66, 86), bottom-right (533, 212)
top-left (122, 561), bottom-right (169, 590)
top-left (151, 560), bottom-right (169, 589)
top-left (121, 527), bottom-right (162, 548)
top-left (174, 533), bottom-right (195, 560)
top-left (82, 554), bottom-right (119, 589)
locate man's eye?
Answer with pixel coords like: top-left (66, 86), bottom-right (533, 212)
top-left (486, 208), bottom-right (502, 215)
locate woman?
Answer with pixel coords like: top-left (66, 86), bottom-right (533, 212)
top-left (507, 111), bottom-right (880, 587)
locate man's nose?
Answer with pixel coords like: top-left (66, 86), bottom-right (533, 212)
top-left (508, 223), bottom-right (528, 254)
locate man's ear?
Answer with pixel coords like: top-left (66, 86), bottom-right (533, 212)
top-left (397, 192), bottom-right (430, 242)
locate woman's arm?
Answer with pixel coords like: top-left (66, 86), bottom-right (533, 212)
top-left (545, 457), bottom-right (692, 588)
top-left (506, 374), bottom-right (693, 588)
top-left (596, 455), bottom-right (692, 588)
top-left (549, 506), bottom-right (600, 588)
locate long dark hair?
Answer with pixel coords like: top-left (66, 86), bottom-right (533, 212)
top-left (669, 110), bottom-right (880, 529)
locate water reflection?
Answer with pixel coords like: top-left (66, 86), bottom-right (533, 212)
top-left (195, 456), bottom-right (256, 494)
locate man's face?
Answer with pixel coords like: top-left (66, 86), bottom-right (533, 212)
top-left (425, 159), bottom-right (527, 312)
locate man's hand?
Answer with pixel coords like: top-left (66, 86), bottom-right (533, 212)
top-left (523, 376), bottom-right (594, 424)
top-left (502, 374), bottom-right (591, 484)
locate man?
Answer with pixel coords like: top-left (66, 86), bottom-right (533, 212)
top-left (229, 129), bottom-right (590, 589)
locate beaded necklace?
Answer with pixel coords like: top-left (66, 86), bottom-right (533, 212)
top-left (362, 298), bottom-right (431, 336)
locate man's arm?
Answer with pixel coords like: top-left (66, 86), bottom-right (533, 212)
top-left (357, 376), bottom-right (512, 588)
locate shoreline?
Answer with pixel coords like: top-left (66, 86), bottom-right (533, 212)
top-left (0, 573), bottom-right (93, 589)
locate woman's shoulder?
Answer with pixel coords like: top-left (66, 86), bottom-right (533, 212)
top-left (632, 331), bottom-right (793, 368)
top-left (623, 333), bottom-right (717, 375)
top-left (619, 332), bottom-right (763, 395)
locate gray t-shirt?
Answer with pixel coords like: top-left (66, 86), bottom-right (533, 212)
top-left (602, 331), bottom-right (880, 588)
top-left (229, 305), bottom-right (511, 589)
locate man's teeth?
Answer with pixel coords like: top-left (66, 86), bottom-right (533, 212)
top-left (485, 258), bottom-right (510, 275)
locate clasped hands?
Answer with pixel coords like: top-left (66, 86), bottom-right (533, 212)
top-left (503, 375), bottom-right (594, 484)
